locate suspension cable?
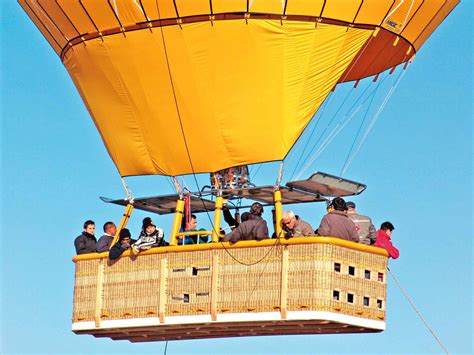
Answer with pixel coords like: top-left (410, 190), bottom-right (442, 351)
top-left (120, 177), bottom-right (133, 203)
top-left (294, 72), bottom-right (391, 180)
top-left (340, 66), bottom-right (408, 176)
top-left (251, 163), bottom-right (264, 180)
top-left (275, 162), bottom-right (284, 188)
top-left (288, 93), bottom-right (332, 181)
top-left (340, 79), bottom-right (381, 176)
top-left (388, 268), bottom-right (450, 355)
top-left (291, 84), bottom-right (365, 181)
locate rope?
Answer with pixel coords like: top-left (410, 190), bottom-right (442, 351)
top-left (287, 25), bottom-right (379, 182)
top-left (220, 237), bottom-right (282, 266)
top-left (244, 241), bottom-right (284, 308)
top-left (120, 177), bottom-right (133, 203)
top-left (163, 340), bottom-right (168, 355)
top-left (288, 94), bottom-right (331, 181)
top-left (340, 66), bottom-right (407, 176)
top-left (339, 79), bottom-right (381, 176)
top-left (291, 84), bottom-right (360, 181)
top-left (275, 162), bottom-right (284, 189)
top-left (250, 163), bottom-right (264, 180)
top-left (388, 268), bottom-right (450, 355)
top-left (294, 72), bottom-right (391, 180)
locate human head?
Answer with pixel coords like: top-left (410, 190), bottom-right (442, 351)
top-left (345, 201), bottom-right (356, 213)
top-left (142, 217), bottom-right (156, 234)
top-left (330, 197), bottom-right (347, 212)
top-left (250, 202), bottom-right (263, 216)
top-left (83, 220), bottom-right (95, 235)
top-left (188, 214), bottom-right (197, 230)
top-left (281, 210), bottom-right (296, 230)
top-left (119, 228), bottom-right (131, 243)
top-left (103, 221), bottom-right (117, 235)
top-left (241, 212), bottom-right (251, 222)
top-left (380, 221), bottom-right (395, 236)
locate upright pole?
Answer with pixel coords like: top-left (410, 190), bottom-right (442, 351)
top-left (109, 203), bottom-right (134, 249)
top-left (170, 198), bottom-right (185, 246)
top-left (274, 189), bottom-right (283, 238)
top-left (211, 196), bottom-right (223, 243)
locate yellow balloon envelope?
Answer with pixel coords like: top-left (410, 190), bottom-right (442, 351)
top-left (19, 0), bottom-right (459, 176)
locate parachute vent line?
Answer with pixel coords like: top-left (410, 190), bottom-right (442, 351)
top-left (78, 0), bottom-right (103, 41)
top-left (137, 0), bottom-right (151, 23)
top-left (34, 1), bottom-right (69, 42)
top-left (171, 0), bottom-right (182, 29)
top-left (388, 268), bottom-right (450, 355)
top-left (340, 65), bottom-right (408, 176)
top-left (22, 1), bottom-right (62, 51)
top-left (54, 1), bottom-right (81, 39)
top-left (107, 0), bottom-right (126, 35)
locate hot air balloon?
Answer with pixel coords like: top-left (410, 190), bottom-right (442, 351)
top-left (19, 0), bottom-right (458, 342)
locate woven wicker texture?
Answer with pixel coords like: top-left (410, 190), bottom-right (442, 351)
top-left (167, 250), bottom-right (212, 316)
top-left (216, 244), bottom-right (283, 313)
top-left (102, 254), bottom-right (163, 320)
top-left (73, 259), bottom-right (100, 322)
top-left (73, 241), bottom-right (387, 325)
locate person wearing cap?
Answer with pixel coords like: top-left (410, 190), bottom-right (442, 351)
top-left (374, 221), bottom-right (399, 259)
top-left (345, 201), bottom-right (377, 245)
top-left (316, 197), bottom-right (359, 242)
top-left (131, 217), bottom-right (167, 254)
top-left (74, 220), bottom-right (97, 255)
top-left (109, 228), bottom-right (135, 260)
top-left (222, 202), bottom-right (269, 243)
top-left (96, 221), bottom-right (117, 252)
top-left (281, 210), bottom-right (315, 238)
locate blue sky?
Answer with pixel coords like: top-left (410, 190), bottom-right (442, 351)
top-left (1, 1), bottom-right (472, 354)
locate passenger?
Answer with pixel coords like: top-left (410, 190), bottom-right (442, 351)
top-left (315, 204), bottom-right (334, 234)
top-left (222, 203), bottom-right (269, 243)
top-left (374, 221), bottom-right (399, 259)
top-left (281, 210), bottom-right (315, 238)
top-left (132, 217), bottom-right (168, 254)
top-left (316, 198), bottom-right (359, 242)
top-left (96, 221), bottom-right (117, 252)
top-left (178, 214), bottom-right (210, 245)
top-left (74, 220), bottom-right (97, 255)
top-left (345, 202), bottom-right (377, 245)
top-left (109, 228), bottom-right (134, 260)
top-left (223, 204), bottom-right (239, 230)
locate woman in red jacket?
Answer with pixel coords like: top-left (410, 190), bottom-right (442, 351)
top-left (374, 221), bottom-right (400, 259)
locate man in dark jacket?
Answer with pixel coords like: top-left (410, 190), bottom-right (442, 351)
top-left (96, 221), bottom-right (117, 252)
top-left (223, 203), bottom-right (269, 243)
top-left (316, 198), bottom-right (359, 242)
top-left (109, 228), bottom-right (135, 260)
top-left (74, 220), bottom-right (97, 254)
